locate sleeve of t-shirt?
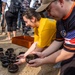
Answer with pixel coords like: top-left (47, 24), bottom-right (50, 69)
top-left (63, 19), bottom-right (75, 52)
top-left (56, 21), bottom-right (64, 41)
top-left (64, 30), bottom-right (75, 52)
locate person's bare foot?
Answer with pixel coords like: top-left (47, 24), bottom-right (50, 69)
top-left (0, 32), bottom-right (7, 36)
top-left (2, 32), bottom-right (7, 35)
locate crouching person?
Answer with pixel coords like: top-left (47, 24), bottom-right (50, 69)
top-left (15, 8), bottom-right (59, 75)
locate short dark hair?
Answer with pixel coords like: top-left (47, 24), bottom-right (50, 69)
top-left (22, 8), bottom-right (41, 21)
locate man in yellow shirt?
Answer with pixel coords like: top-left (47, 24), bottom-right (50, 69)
top-left (16, 8), bottom-right (56, 64)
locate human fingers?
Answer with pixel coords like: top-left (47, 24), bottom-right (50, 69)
top-left (17, 54), bottom-right (24, 58)
top-left (28, 58), bottom-right (42, 67)
top-left (14, 59), bottom-right (21, 65)
top-left (14, 58), bottom-right (26, 65)
top-left (28, 59), bottom-right (37, 67)
top-left (32, 52), bottom-right (43, 58)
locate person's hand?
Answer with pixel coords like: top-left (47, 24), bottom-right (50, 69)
top-left (17, 54), bottom-right (25, 58)
top-left (28, 58), bottom-right (44, 67)
top-left (26, 52), bottom-right (44, 67)
top-left (15, 58), bottom-right (26, 65)
top-left (31, 52), bottom-right (44, 58)
top-left (14, 54), bottom-right (26, 65)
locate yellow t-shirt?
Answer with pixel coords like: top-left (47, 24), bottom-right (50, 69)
top-left (34, 18), bottom-right (56, 48)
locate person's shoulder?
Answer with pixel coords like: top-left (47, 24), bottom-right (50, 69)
top-left (40, 18), bottom-right (56, 25)
top-left (47, 18), bottom-right (56, 24)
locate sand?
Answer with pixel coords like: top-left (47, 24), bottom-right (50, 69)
top-left (0, 28), bottom-right (60, 75)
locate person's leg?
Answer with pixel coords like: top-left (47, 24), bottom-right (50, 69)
top-left (21, 17), bottom-right (26, 35)
top-left (17, 11), bottom-right (21, 30)
top-left (22, 20), bottom-right (29, 35)
top-left (0, 13), bottom-right (2, 22)
top-left (5, 11), bottom-right (13, 40)
top-left (6, 32), bottom-right (11, 40)
top-left (1, 13), bottom-right (6, 35)
top-left (0, 14), bottom-right (4, 34)
top-left (13, 31), bottom-right (16, 37)
top-left (12, 13), bottom-right (18, 37)
top-left (22, 20), bottom-right (26, 35)
top-left (20, 12), bottom-right (29, 35)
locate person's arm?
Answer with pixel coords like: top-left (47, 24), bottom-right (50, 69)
top-left (2, 2), bottom-right (6, 14)
top-left (32, 46), bottom-right (45, 52)
top-left (15, 42), bottom-right (44, 65)
top-left (42, 40), bottom-right (63, 57)
top-left (24, 42), bottom-right (37, 57)
top-left (24, 42), bottom-right (45, 57)
top-left (42, 49), bottom-right (74, 64)
top-left (28, 49), bottom-right (74, 67)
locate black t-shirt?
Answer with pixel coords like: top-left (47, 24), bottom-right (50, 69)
top-left (56, 2), bottom-right (75, 52)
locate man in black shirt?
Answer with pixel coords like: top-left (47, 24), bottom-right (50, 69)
top-left (27, 0), bottom-right (75, 75)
